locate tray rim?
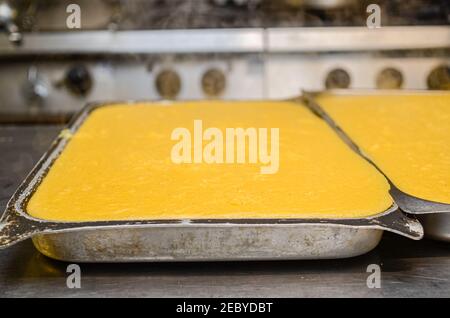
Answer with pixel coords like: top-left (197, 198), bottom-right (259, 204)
top-left (0, 98), bottom-right (424, 249)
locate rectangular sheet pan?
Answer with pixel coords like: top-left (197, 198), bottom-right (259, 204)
top-left (0, 100), bottom-right (423, 262)
top-left (302, 89), bottom-right (450, 242)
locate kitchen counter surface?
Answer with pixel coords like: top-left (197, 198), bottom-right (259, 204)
top-left (0, 125), bottom-right (449, 298)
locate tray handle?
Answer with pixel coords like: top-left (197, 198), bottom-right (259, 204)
top-left (0, 207), bottom-right (46, 249)
top-left (375, 209), bottom-right (424, 240)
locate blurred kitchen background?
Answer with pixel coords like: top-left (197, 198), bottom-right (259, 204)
top-left (0, 0), bottom-right (449, 123)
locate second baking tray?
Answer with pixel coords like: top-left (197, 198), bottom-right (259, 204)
top-left (302, 90), bottom-right (450, 242)
top-left (0, 101), bottom-right (423, 262)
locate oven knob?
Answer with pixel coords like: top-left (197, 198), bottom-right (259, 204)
top-left (325, 68), bottom-right (351, 89)
top-left (64, 64), bottom-right (93, 96)
top-left (427, 65), bottom-right (450, 90)
top-left (22, 66), bottom-right (48, 104)
top-left (376, 67), bottom-right (403, 89)
top-left (202, 68), bottom-right (226, 98)
top-left (155, 69), bottom-right (181, 99)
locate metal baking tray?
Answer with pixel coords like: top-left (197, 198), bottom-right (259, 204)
top-left (0, 100), bottom-right (423, 262)
top-left (302, 89), bottom-right (450, 242)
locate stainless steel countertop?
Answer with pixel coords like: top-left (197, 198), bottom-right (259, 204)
top-left (0, 125), bottom-right (449, 298)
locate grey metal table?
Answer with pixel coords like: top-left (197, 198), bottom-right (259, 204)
top-left (0, 125), bottom-right (449, 298)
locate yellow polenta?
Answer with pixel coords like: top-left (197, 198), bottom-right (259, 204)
top-left (317, 93), bottom-right (450, 204)
top-left (27, 101), bottom-right (392, 222)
